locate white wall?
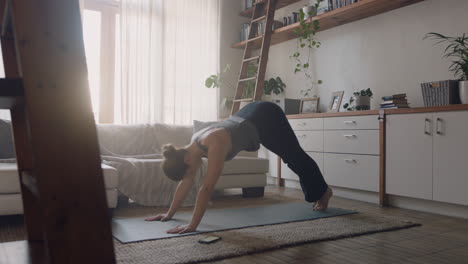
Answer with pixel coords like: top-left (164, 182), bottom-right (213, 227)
top-left (219, 0), bottom-right (249, 110)
top-left (222, 0), bottom-right (468, 113)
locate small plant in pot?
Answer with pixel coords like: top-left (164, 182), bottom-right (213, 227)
top-left (301, 1), bottom-right (319, 20)
top-left (424, 32), bottom-right (468, 104)
top-left (343, 88), bottom-right (373, 111)
top-left (264, 77), bottom-right (286, 98)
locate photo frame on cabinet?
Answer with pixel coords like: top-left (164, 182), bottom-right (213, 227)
top-left (300, 97), bottom-right (320, 113)
top-left (328, 91), bottom-right (344, 112)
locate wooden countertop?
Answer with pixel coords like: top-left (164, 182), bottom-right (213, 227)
top-left (287, 104), bottom-right (468, 119)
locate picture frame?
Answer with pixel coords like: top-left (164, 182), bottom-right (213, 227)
top-left (300, 97), bottom-right (320, 113)
top-left (328, 91), bottom-right (344, 112)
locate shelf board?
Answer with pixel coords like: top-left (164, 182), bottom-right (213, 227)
top-left (233, 0), bottom-right (424, 49)
top-left (240, 0), bottom-right (302, 18)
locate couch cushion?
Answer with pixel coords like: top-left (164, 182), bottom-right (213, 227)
top-left (153, 123), bottom-right (193, 149)
top-left (193, 120), bottom-right (218, 134)
top-left (0, 163), bottom-right (119, 194)
top-left (0, 120), bottom-right (15, 159)
top-left (222, 157), bottom-right (269, 175)
top-left (97, 124), bottom-right (160, 156)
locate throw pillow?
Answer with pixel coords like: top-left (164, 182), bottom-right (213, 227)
top-left (193, 120), bottom-right (218, 134)
top-left (0, 119), bottom-right (15, 159)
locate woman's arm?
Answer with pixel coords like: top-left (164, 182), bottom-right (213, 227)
top-left (167, 136), bottom-right (228, 233)
top-left (145, 164), bottom-right (199, 221)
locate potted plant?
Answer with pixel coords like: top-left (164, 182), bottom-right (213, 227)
top-left (302, 1), bottom-right (318, 20)
top-left (263, 77), bottom-right (286, 98)
top-left (291, 0), bottom-right (323, 98)
top-left (343, 88), bottom-right (373, 111)
top-left (424, 32), bottom-right (468, 104)
top-left (205, 64), bottom-right (234, 117)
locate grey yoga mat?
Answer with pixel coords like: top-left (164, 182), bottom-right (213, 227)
top-left (112, 202), bottom-right (356, 243)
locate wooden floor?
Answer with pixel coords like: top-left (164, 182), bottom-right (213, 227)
top-left (2, 185), bottom-right (468, 263)
top-left (203, 185), bottom-right (468, 264)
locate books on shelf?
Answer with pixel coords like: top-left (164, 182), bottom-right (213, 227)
top-left (240, 23), bottom-right (250, 42)
top-left (328, 0), bottom-right (361, 12)
top-left (242, 0), bottom-right (255, 10)
top-left (240, 20), bottom-right (283, 42)
top-left (380, 93), bottom-right (409, 109)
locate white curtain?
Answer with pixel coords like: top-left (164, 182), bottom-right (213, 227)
top-left (118, 0), bottom-right (220, 125)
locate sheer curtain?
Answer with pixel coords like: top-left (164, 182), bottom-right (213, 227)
top-left (118, 0), bottom-right (220, 125)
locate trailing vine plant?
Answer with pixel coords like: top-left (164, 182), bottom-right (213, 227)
top-left (291, 0), bottom-right (323, 97)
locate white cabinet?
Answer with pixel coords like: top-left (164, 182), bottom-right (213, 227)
top-left (284, 115), bottom-right (379, 194)
top-left (324, 115), bottom-right (379, 130)
top-left (281, 152), bottom-right (323, 180)
top-left (433, 111), bottom-right (468, 206)
top-left (324, 130), bottom-right (379, 155)
top-left (386, 110), bottom-right (468, 206)
top-left (386, 113), bottom-right (433, 200)
top-left (324, 153), bottom-right (379, 192)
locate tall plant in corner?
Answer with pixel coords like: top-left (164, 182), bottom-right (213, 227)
top-left (424, 32), bottom-right (468, 104)
top-left (291, 0), bottom-right (323, 97)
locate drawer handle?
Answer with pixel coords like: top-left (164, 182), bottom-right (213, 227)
top-left (343, 134), bottom-right (356, 138)
top-left (344, 120), bottom-right (356, 124)
top-left (344, 159), bottom-right (357, 163)
top-left (424, 118), bottom-right (431, 135)
top-left (436, 118), bottom-right (443, 135)
top-left (297, 122), bottom-right (307, 126)
top-left (297, 134), bottom-right (307, 138)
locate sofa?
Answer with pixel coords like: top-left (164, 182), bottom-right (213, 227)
top-left (0, 119), bottom-right (269, 215)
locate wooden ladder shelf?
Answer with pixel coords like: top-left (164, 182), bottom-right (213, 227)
top-left (231, 0), bottom-right (277, 115)
top-left (0, 0), bottom-right (116, 263)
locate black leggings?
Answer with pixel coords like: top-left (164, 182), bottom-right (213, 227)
top-left (235, 101), bottom-right (328, 202)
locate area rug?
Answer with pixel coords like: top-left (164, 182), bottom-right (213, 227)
top-left (1, 212), bottom-right (420, 264)
top-left (113, 202), bottom-right (356, 243)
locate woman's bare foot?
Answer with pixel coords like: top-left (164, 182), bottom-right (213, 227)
top-left (313, 187), bottom-right (333, 211)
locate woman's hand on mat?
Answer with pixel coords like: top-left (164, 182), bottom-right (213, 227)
top-left (145, 213), bottom-right (172, 222)
top-left (166, 224), bottom-right (196, 234)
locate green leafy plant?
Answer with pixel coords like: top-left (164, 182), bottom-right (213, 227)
top-left (424, 32), bottom-right (468, 81)
top-left (205, 64), bottom-right (285, 99)
top-left (290, 0), bottom-right (323, 97)
top-left (205, 64), bottom-right (231, 89)
top-left (343, 88), bottom-right (373, 111)
top-left (264, 77), bottom-right (286, 95)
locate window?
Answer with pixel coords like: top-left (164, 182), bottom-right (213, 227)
top-left (0, 46), bottom-right (9, 120)
top-left (82, 0), bottom-right (120, 123)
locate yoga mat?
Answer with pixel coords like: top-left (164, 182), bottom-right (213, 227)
top-left (112, 202), bottom-right (356, 243)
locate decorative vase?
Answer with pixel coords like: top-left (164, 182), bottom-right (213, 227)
top-left (302, 5), bottom-right (317, 20)
top-left (354, 95), bottom-right (371, 111)
top-left (460, 80), bottom-right (468, 104)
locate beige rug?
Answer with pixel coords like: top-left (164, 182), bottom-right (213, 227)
top-left (0, 213), bottom-right (419, 264)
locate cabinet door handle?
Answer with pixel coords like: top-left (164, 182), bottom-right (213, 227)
top-left (344, 120), bottom-right (356, 124)
top-left (436, 117), bottom-right (443, 135)
top-left (343, 134), bottom-right (356, 138)
top-left (297, 134), bottom-right (307, 138)
top-left (424, 118), bottom-right (431, 135)
top-left (344, 159), bottom-right (357, 163)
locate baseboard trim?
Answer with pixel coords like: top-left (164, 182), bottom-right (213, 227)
top-left (267, 176), bottom-right (468, 219)
top-left (388, 195), bottom-right (468, 219)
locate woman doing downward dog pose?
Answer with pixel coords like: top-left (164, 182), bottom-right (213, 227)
top-left (146, 101), bottom-right (333, 234)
